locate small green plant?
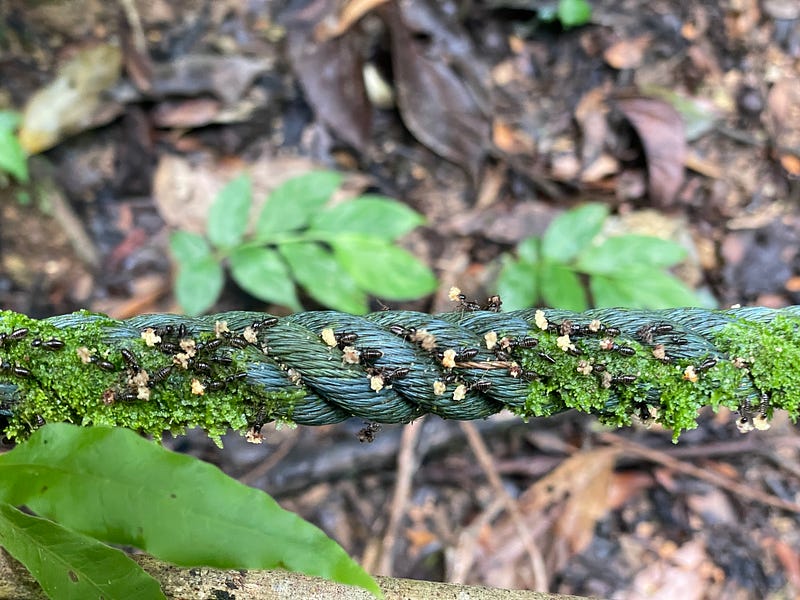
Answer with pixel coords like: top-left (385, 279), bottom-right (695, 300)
top-left (538, 0), bottom-right (592, 28)
top-left (170, 171), bottom-right (436, 315)
top-left (0, 424), bottom-right (382, 599)
top-left (0, 110), bottom-right (28, 185)
top-left (496, 203), bottom-right (705, 311)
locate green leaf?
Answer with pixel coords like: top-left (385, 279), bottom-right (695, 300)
top-left (516, 236), bottom-right (540, 264)
top-left (0, 424), bottom-right (382, 598)
top-left (331, 236), bottom-right (436, 300)
top-left (279, 242), bottom-right (368, 314)
top-left (175, 256), bottom-right (224, 316)
top-left (0, 129), bottom-right (28, 183)
top-left (557, 0), bottom-right (592, 27)
top-left (309, 196), bottom-right (424, 240)
top-left (590, 270), bottom-right (700, 308)
top-left (229, 246), bottom-right (300, 310)
top-left (541, 203), bottom-right (608, 263)
top-left (589, 274), bottom-right (641, 307)
top-left (575, 234), bottom-right (687, 274)
top-left (0, 502), bottom-right (165, 600)
top-left (207, 174), bottom-right (252, 248)
top-left (0, 110), bottom-right (21, 131)
top-left (257, 171), bottom-right (343, 237)
top-left (496, 257), bottom-right (539, 311)
top-left (169, 231), bottom-right (212, 265)
top-left (539, 261), bottom-right (587, 311)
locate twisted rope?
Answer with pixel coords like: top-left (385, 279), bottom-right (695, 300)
top-left (1, 305), bottom-right (798, 444)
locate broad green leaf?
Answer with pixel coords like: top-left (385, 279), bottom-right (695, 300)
top-left (0, 110), bottom-right (21, 131)
top-left (539, 261), bottom-right (587, 311)
top-left (257, 171), bottom-right (343, 237)
top-left (541, 203), bottom-right (608, 262)
top-left (575, 234), bottom-right (687, 274)
top-left (0, 502), bottom-right (165, 600)
top-left (589, 274), bottom-right (641, 307)
top-left (0, 424), bottom-right (382, 598)
top-left (516, 236), bottom-right (540, 264)
top-left (496, 257), bottom-right (539, 311)
top-left (309, 196), bottom-right (424, 240)
top-left (229, 246), bottom-right (300, 310)
top-left (207, 174), bottom-right (252, 248)
top-left (557, 0), bottom-right (592, 27)
top-left (0, 129), bottom-right (28, 183)
top-left (169, 230), bottom-right (212, 265)
top-left (175, 256), bottom-right (224, 316)
top-left (590, 270), bottom-right (700, 308)
top-left (611, 269), bottom-right (700, 309)
top-left (279, 242), bottom-right (368, 314)
top-left (331, 236), bottom-right (436, 300)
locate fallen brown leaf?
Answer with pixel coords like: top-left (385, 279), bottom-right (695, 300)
top-left (614, 95), bottom-right (687, 206)
top-left (603, 35), bottom-right (653, 70)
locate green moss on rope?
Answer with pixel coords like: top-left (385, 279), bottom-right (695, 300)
top-left (2, 306), bottom-right (799, 445)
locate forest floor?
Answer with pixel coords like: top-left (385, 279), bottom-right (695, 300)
top-left (1, 0), bottom-right (800, 597)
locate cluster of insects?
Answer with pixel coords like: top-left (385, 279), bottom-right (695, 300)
top-left (102, 317), bottom-right (284, 403)
top-left (0, 328), bottom-right (38, 379)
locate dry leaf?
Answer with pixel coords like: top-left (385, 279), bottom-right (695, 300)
top-left (615, 96), bottom-right (687, 206)
top-left (19, 44), bottom-right (123, 154)
top-left (287, 22), bottom-right (372, 150)
top-left (380, 2), bottom-right (490, 180)
top-left (315, 0), bottom-right (391, 41)
top-left (603, 35), bottom-right (653, 70)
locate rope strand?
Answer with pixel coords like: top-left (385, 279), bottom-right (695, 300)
top-left (1, 305), bottom-right (798, 444)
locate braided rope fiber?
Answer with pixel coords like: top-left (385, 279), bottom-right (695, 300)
top-left (1, 305), bottom-right (799, 444)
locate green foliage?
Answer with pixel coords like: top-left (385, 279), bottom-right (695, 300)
top-left (496, 203), bottom-right (706, 311)
top-left (0, 110), bottom-right (28, 184)
top-left (171, 171), bottom-right (435, 315)
top-left (537, 0), bottom-right (592, 28)
top-left (0, 424), bottom-right (382, 599)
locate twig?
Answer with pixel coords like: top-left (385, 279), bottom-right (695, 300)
top-left (597, 431), bottom-right (800, 514)
top-left (377, 418), bottom-right (425, 576)
top-left (460, 421), bottom-right (549, 591)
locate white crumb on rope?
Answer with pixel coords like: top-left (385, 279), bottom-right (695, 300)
top-left (243, 326), bottom-right (258, 344)
top-left (534, 309), bottom-right (548, 331)
top-left (441, 349), bottom-right (457, 369)
top-left (576, 360), bottom-right (593, 375)
top-left (599, 338), bottom-right (615, 350)
top-left (173, 353), bottom-right (190, 369)
top-left (321, 328), bottom-right (337, 347)
top-left (76, 346), bottom-right (93, 364)
top-left (588, 319), bottom-right (602, 333)
top-left (214, 320), bottom-right (230, 338)
top-left (600, 371), bottom-right (612, 389)
top-left (131, 370), bottom-right (149, 388)
top-left (433, 380), bottom-right (446, 395)
top-left (370, 375), bottom-right (384, 392)
top-left (556, 334), bottom-right (575, 352)
top-left (180, 338), bottom-right (196, 357)
top-left (141, 328), bottom-right (161, 347)
top-left (452, 384), bottom-right (467, 401)
top-left (484, 331), bottom-right (498, 350)
top-left (412, 329), bottom-right (437, 350)
top-left (342, 346), bottom-right (361, 364)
